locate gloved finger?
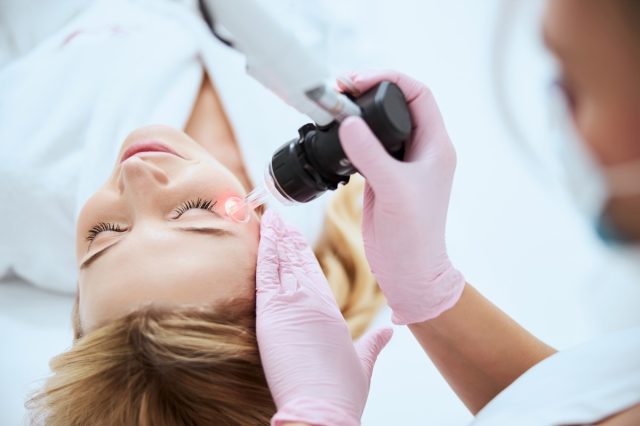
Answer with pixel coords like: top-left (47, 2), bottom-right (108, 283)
top-left (342, 69), bottom-right (428, 107)
top-left (361, 182), bottom-right (376, 235)
top-left (257, 212), bottom-right (343, 317)
top-left (354, 327), bottom-right (394, 379)
top-left (257, 210), bottom-right (320, 297)
top-left (339, 116), bottom-right (399, 192)
top-left (275, 220), bottom-right (338, 301)
top-left (336, 75), bottom-right (361, 97)
top-left (336, 74), bottom-right (360, 97)
top-left (256, 210), bottom-right (286, 293)
top-left (341, 70), bottom-right (451, 161)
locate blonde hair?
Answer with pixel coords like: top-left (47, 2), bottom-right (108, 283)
top-left (315, 175), bottom-right (385, 338)
top-left (28, 175), bottom-right (383, 425)
top-left (29, 302), bottom-right (275, 425)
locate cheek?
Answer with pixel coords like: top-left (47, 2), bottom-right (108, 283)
top-left (247, 215), bottom-right (261, 244)
top-left (233, 224), bottom-right (260, 280)
top-left (77, 275), bottom-right (117, 332)
top-left (183, 163), bottom-right (248, 205)
top-left (575, 99), bottom-right (640, 166)
top-left (237, 226), bottom-right (260, 268)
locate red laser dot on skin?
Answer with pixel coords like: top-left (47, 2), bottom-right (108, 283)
top-left (224, 196), bottom-right (251, 223)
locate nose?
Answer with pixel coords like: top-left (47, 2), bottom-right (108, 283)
top-left (118, 156), bottom-right (170, 211)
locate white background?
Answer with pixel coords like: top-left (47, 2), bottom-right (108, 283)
top-left (2, 1), bottom-right (639, 425)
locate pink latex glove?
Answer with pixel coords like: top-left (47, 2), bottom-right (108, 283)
top-left (337, 70), bottom-right (465, 325)
top-left (256, 210), bottom-right (392, 426)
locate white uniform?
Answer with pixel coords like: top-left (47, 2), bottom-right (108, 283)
top-left (0, 0), bottom-right (331, 294)
top-left (472, 325), bottom-right (640, 426)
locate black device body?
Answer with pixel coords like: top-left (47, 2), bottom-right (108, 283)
top-left (269, 81), bottom-right (413, 203)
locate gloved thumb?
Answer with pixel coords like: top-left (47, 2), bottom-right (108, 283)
top-left (339, 116), bottom-right (396, 190)
top-left (354, 327), bottom-right (393, 379)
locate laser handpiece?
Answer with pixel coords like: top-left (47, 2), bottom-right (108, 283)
top-left (198, 0), bottom-right (412, 220)
top-left (225, 81), bottom-right (413, 222)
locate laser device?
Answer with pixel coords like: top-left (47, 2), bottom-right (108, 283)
top-left (199, 0), bottom-right (413, 221)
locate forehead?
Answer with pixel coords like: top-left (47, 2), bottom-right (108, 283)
top-left (543, 0), bottom-right (640, 86)
top-left (543, 0), bottom-right (630, 48)
top-left (78, 224), bottom-right (258, 331)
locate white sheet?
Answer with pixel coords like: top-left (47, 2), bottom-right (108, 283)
top-left (0, 276), bottom-right (74, 426)
top-left (0, 0), bottom-right (332, 293)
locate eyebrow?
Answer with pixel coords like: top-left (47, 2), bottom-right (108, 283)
top-left (79, 226), bottom-right (233, 269)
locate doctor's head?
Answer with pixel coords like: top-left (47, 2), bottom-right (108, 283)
top-left (543, 0), bottom-right (640, 240)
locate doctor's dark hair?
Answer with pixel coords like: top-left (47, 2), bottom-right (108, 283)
top-left (618, 0), bottom-right (640, 35)
top-left (621, 0), bottom-right (640, 20)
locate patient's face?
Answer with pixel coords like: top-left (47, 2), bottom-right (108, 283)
top-left (76, 125), bottom-right (260, 332)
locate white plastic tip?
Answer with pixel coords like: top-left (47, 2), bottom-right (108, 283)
top-left (224, 196), bottom-right (251, 223)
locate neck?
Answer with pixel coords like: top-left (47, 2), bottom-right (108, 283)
top-left (184, 71), bottom-right (253, 191)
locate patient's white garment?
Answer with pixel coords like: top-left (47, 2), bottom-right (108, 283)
top-left (0, 0), bottom-right (331, 293)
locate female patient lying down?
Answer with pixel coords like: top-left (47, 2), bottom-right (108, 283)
top-left (27, 124), bottom-right (383, 426)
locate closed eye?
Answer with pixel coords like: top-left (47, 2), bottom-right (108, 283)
top-left (171, 198), bottom-right (218, 219)
top-left (85, 198), bottom-right (218, 244)
top-left (86, 222), bottom-right (125, 242)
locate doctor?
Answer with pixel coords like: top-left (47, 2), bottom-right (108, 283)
top-left (255, 1), bottom-right (640, 425)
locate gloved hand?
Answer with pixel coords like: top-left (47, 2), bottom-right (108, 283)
top-left (337, 70), bottom-right (465, 325)
top-left (256, 210), bottom-right (392, 426)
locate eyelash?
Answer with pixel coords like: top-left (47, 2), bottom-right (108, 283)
top-left (87, 222), bottom-right (125, 242)
top-left (171, 198), bottom-right (217, 219)
top-left (86, 198), bottom-right (217, 242)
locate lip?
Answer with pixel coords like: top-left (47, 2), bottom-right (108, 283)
top-left (120, 141), bottom-right (182, 163)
